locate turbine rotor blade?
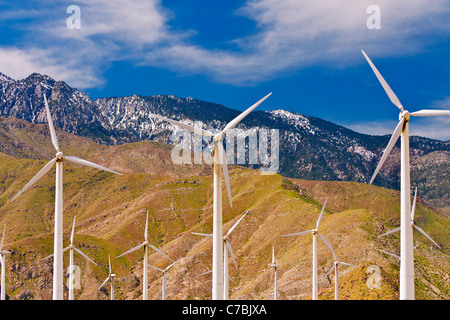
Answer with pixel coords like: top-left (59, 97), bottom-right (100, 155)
top-left (0, 225), bottom-right (5, 251)
top-left (318, 232), bottom-right (337, 261)
top-left (11, 158), bottom-right (57, 202)
top-left (225, 240), bottom-right (238, 271)
top-left (165, 258), bottom-right (180, 272)
top-left (377, 249), bottom-right (400, 260)
top-left (196, 270), bottom-right (212, 277)
top-left (281, 230), bottom-right (312, 237)
top-left (217, 142), bottom-right (232, 207)
top-left (414, 225), bottom-right (441, 248)
top-left (361, 50), bottom-right (403, 110)
top-left (150, 113), bottom-right (214, 137)
top-left (377, 227), bottom-right (401, 238)
top-left (73, 247), bottom-right (97, 265)
top-left (43, 94), bottom-right (60, 152)
top-left (410, 109), bottom-right (450, 117)
top-left (192, 232), bottom-right (213, 238)
top-left (70, 215), bottom-right (76, 244)
top-left (145, 210), bottom-right (149, 242)
top-left (316, 198), bottom-right (328, 229)
top-left (148, 244), bottom-right (173, 262)
top-left (369, 117), bottom-right (404, 185)
top-left (326, 264), bottom-right (334, 277)
top-left (226, 211), bottom-right (249, 237)
top-left (116, 242), bottom-right (145, 258)
top-left (108, 254), bottom-right (112, 274)
top-left (98, 276), bottom-right (110, 290)
top-left (222, 93), bottom-right (272, 133)
top-left (339, 262), bottom-right (356, 268)
top-left (148, 264), bottom-right (164, 272)
top-left (411, 187), bottom-right (417, 222)
top-left (64, 156), bottom-right (122, 175)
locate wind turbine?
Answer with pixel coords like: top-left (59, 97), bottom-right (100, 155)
top-left (150, 93), bottom-right (271, 299)
top-left (11, 94), bottom-right (122, 300)
top-left (269, 245), bottom-right (281, 300)
top-left (378, 188), bottom-right (441, 249)
top-left (98, 254), bottom-right (116, 300)
top-left (281, 198), bottom-right (328, 300)
top-left (148, 258), bottom-right (180, 300)
top-left (192, 210), bottom-right (249, 300)
top-left (323, 240), bottom-right (356, 300)
top-left (42, 215), bottom-right (98, 300)
top-left (0, 226), bottom-right (11, 300)
top-left (116, 210), bottom-right (173, 300)
top-left (361, 50), bottom-right (450, 299)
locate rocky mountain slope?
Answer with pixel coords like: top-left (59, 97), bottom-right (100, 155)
top-left (0, 118), bottom-right (448, 300)
top-left (0, 72), bottom-right (449, 210)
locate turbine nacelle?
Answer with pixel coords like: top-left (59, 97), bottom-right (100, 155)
top-left (400, 110), bottom-right (410, 122)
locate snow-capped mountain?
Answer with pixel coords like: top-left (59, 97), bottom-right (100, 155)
top-left (0, 72), bottom-right (448, 208)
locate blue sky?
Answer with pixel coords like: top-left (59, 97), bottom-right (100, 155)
top-left (1, 0), bottom-right (450, 139)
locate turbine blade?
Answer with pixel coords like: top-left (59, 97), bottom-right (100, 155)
top-left (11, 158), bottom-right (57, 202)
top-left (148, 244), bottom-right (173, 262)
top-left (410, 109), bottom-right (450, 117)
top-left (145, 210), bottom-right (149, 242)
top-left (377, 227), bottom-right (400, 238)
top-left (369, 117), bottom-right (404, 185)
top-left (326, 264), bottom-right (335, 277)
top-left (226, 211), bottom-right (249, 237)
top-left (70, 215), bottom-right (76, 245)
top-left (228, 275), bottom-right (237, 284)
top-left (43, 94), bottom-right (60, 152)
top-left (411, 187), bottom-right (417, 222)
top-left (222, 93), bottom-right (272, 133)
top-left (281, 230), bottom-right (312, 237)
top-left (196, 270), bottom-right (212, 277)
top-left (225, 240), bottom-right (238, 271)
top-left (165, 258), bottom-right (180, 272)
top-left (116, 242), bottom-right (145, 258)
top-left (316, 198), bottom-right (328, 229)
top-left (318, 232), bottom-right (337, 261)
top-left (339, 262), bottom-right (356, 268)
top-left (272, 245), bottom-right (275, 265)
top-left (192, 232), bottom-right (213, 238)
top-left (150, 113), bottom-right (214, 136)
top-left (148, 264), bottom-right (164, 272)
top-left (73, 247), bottom-right (97, 265)
top-left (98, 276), bottom-right (110, 290)
top-left (0, 225), bottom-right (5, 251)
top-left (414, 225), bottom-right (441, 248)
top-left (361, 50), bottom-right (403, 110)
top-left (64, 156), bottom-right (122, 175)
top-left (108, 254), bottom-right (112, 274)
top-left (217, 142), bottom-right (232, 207)
top-left (377, 249), bottom-right (400, 260)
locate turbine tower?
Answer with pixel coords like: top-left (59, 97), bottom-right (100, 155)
top-left (269, 245), bottom-right (281, 300)
top-left (98, 254), bottom-right (116, 300)
top-left (116, 210), bottom-right (173, 300)
top-left (192, 210), bottom-right (249, 300)
top-left (282, 198), bottom-right (328, 300)
top-left (0, 226), bottom-right (11, 300)
top-left (150, 93), bottom-right (271, 299)
top-left (361, 50), bottom-right (450, 299)
top-left (11, 94), bottom-right (122, 300)
top-left (148, 259), bottom-right (180, 300)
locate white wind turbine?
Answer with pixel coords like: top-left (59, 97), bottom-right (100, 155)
top-left (150, 93), bottom-right (271, 299)
top-left (323, 240), bottom-right (356, 300)
top-left (116, 210), bottom-right (173, 300)
top-left (269, 245), bottom-right (281, 300)
top-left (0, 226), bottom-right (11, 300)
top-left (11, 94), bottom-right (121, 300)
top-left (192, 210), bottom-right (249, 300)
top-left (282, 198), bottom-right (328, 300)
top-left (42, 215), bottom-right (98, 300)
top-left (148, 258), bottom-right (180, 300)
top-left (98, 254), bottom-right (116, 300)
top-left (378, 188), bottom-right (441, 249)
top-left (361, 50), bottom-right (450, 299)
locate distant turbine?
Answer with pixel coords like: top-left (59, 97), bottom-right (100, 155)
top-left (11, 94), bottom-right (121, 300)
top-left (192, 210), bottom-right (249, 300)
top-left (269, 245), bottom-right (281, 300)
top-left (148, 259), bottom-right (180, 300)
top-left (323, 239), bottom-right (356, 300)
top-left (116, 210), bottom-right (173, 300)
top-left (151, 93), bottom-right (271, 299)
top-left (0, 226), bottom-right (11, 300)
top-left (362, 50), bottom-right (450, 299)
top-left (378, 188), bottom-right (441, 249)
top-left (98, 254), bottom-right (116, 300)
top-left (42, 215), bottom-right (98, 300)
top-left (282, 198), bottom-right (328, 300)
